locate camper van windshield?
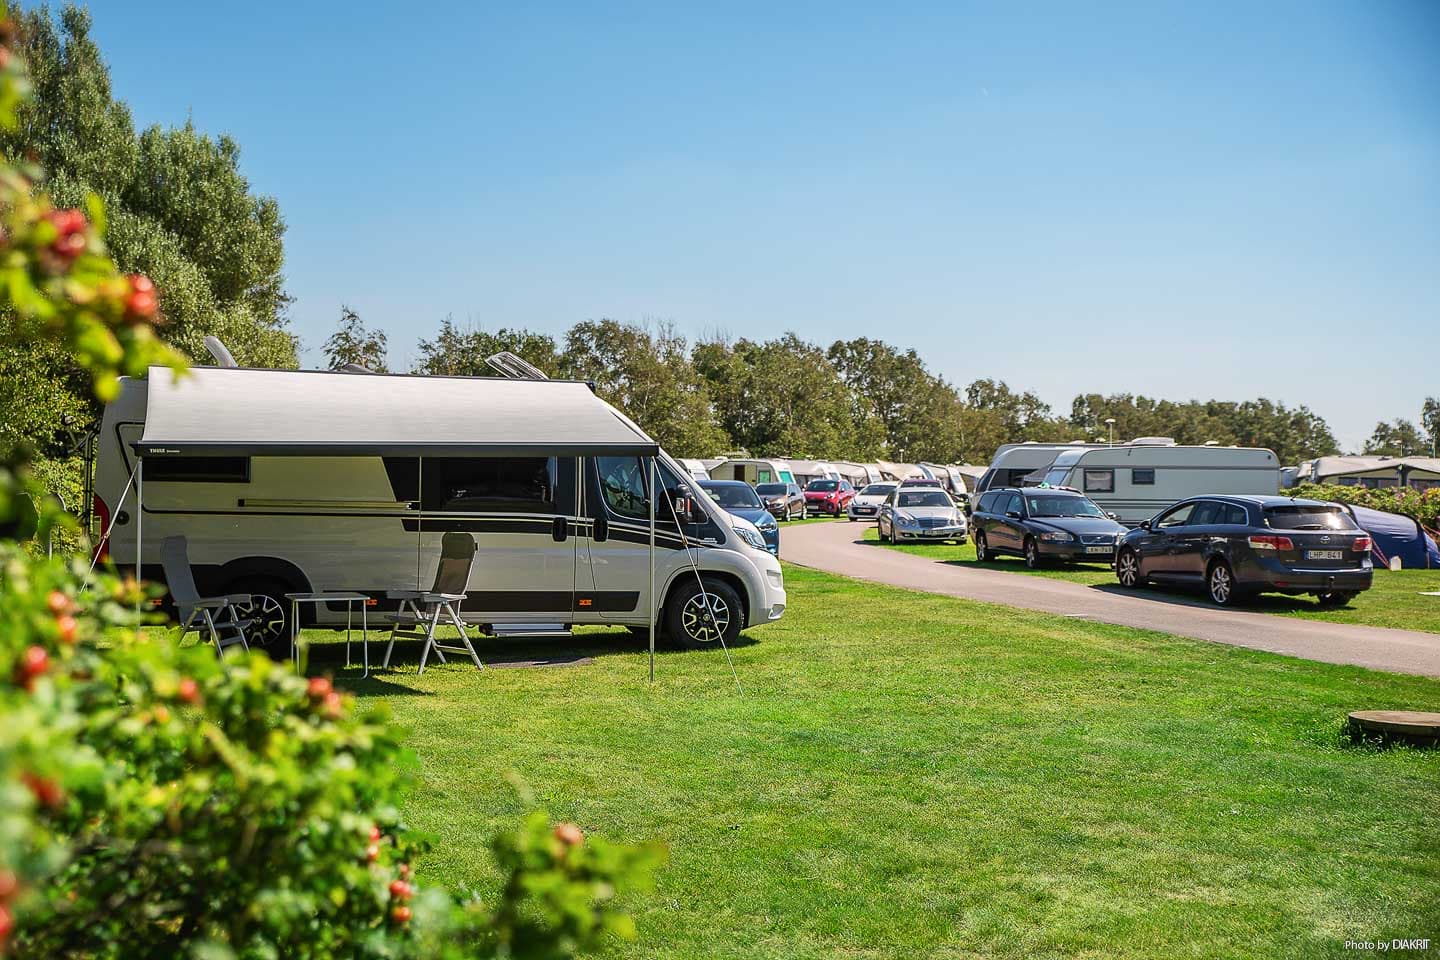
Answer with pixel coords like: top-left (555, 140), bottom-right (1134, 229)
top-left (1026, 494), bottom-right (1105, 518)
top-left (1264, 505), bottom-right (1357, 531)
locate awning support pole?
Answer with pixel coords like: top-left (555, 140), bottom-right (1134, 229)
top-left (648, 456), bottom-right (656, 683)
top-left (135, 457), bottom-right (143, 631)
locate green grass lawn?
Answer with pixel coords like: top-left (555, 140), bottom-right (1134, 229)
top-left (849, 519), bottom-right (1440, 634)
top-left (290, 564), bottom-right (1440, 959)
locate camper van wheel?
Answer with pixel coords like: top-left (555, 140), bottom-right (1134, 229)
top-left (665, 577), bottom-right (742, 650)
top-left (230, 579), bottom-right (292, 659)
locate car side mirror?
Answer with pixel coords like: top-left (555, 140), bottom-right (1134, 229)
top-left (1107, 512), bottom-right (1119, 521)
top-left (1006, 510), bottom-right (1021, 520)
top-left (1139, 519), bottom-right (1151, 531)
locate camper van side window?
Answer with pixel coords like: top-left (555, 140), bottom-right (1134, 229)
top-left (143, 456), bottom-right (249, 483)
top-left (1131, 468), bottom-right (1155, 485)
top-left (422, 458), bottom-right (555, 512)
top-left (597, 457), bottom-right (650, 520)
top-left (1083, 469), bottom-right (1114, 494)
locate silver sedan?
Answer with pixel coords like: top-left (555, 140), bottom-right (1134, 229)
top-left (877, 488), bottom-right (968, 544)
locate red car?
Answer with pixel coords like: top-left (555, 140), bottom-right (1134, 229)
top-left (803, 479), bottom-right (855, 516)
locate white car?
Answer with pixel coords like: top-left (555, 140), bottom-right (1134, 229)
top-left (846, 482), bottom-right (897, 521)
top-left (877, 487), bottom-right (969, 544)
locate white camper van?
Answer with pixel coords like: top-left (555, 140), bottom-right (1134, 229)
top-left (677, 458), bottom-right (712, 481)
top-left (94, 367), bottom-right (787, 653)
top-left (706, 459), bottom-right (796, 486)
top-left (1036, 440), bottom-right (1280, 524)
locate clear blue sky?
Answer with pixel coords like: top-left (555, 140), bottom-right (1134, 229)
top-left (85, 0), bottom-right (1439, 452)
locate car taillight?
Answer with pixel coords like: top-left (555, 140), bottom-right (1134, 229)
top-left (1352, 536), bottom-right (1371, 553)
top-left (1248, 535), bottom-right (1294, 551)
top-left (92, 494), bottom-right (111, 563)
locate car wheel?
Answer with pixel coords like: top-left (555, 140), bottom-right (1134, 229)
top-left (227, 577), bottom-right (293, 661)
top-left (1316, 590), bottom-right (1355, 608)
top-left (1116, 548), bottom-right (1142, 588)
top-left (784, 504), bottom-right (794, 521)
top-left (1207, 560), bottom-right (1237, 606)
top-left (664, 576), bottom-right (743, 650)
top-left (1023, 538), bottom-right (1042, 569)
top-left (974, 532), bottom-right (988, 562)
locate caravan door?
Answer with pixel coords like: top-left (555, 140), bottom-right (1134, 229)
top-left (413, 457), bottom-right (576, 622)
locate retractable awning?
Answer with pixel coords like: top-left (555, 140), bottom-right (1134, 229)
top-left (133, 366), bottom-right (659, 458)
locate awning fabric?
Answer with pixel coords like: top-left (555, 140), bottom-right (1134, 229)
top-left (134, 366), bottom-right (659, 457)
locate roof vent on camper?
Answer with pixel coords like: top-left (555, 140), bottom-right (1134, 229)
top-left (203, 335), bottom-right (238, 368)
top-left (339, 363), bottom-right (378, 374)
top-left (485, 351), bottom-right (549, 381)
top-left (1131, 436), bottom-right (1176, 446)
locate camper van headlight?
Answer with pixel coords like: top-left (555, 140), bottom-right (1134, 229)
top-left (735, 525), bottom-right (767, 551)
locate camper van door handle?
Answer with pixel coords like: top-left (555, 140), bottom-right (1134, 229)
top-left (552, 516), bottom-right (568, 543)
top-left (593, 513), bottom-right (608, 542)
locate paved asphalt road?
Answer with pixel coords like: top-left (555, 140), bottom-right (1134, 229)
top-left (780, 519), bottom-right (1440, 678)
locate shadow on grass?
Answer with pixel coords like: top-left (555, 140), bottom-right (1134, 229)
top-left (1086, 581), bottom-right (1339, 615)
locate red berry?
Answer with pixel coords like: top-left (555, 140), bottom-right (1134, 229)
top-left (389, 879), bottom-right (412, 900)
top-left (0, 903), bottom-right (12, 943)
top-left (398, 862), bottom-right (411, 878)
top-left (369, 825), bottom-right (382, 843)
top-left (152, 705), bottom-right (171, 725)
top-left (0, 869), bottom-right (17, 900)
top-left (125, 287), bottom-right (157, 321)
top-left (390, 905), bottom-right (411, 924)
top-left (46, 590), bottom-right (70, 615)
top-left (22, 772), bottom-right (63, 809)
top-left (177, 677), bottom-right (201, 704)
top-left (55, 614), bottom-right (78, 645)
top-left (16, 645), bottom-right (49, 688)
top-left (323, 690), bottom-right (343, 718)
top-left (553, 822), bottom-right (584, 847)
top-left (306, 677), bottom-right (331, 699)
top-left (129, 273), bottom-right (154, 294)
top-left (365, 843), bottom-right (380, 863)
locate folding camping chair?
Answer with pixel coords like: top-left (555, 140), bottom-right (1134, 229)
top-left (160, 536), bottom-right (254, 657)
top-left (382, 532), bottom-right (484, 674)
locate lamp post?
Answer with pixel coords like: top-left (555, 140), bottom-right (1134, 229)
top-left (1104, 417), bottom-right (1116, 447)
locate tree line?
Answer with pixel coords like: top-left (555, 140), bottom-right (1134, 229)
top-left (325, 309), bottom-right (1425, 466)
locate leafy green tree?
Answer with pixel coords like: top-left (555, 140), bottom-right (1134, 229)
top-left (694, 334), bottom-right (882, 460)
top-left (413, 316), bottom-right (560, 377)
top-left (0, 3), bottom-right (295, 455)
top-left (559, 319), bottom-right (729, 458)
top-left (324, 305), bottom-right (389, 372)
top-left (827, 338), bottom-right (966, 463)
top-left (1363, 418), bottom-right (1428, 457)
top-left (1422, 398), bottom-right (1438, 457)
top-left (1069, 394), bottom-right (1337, 463)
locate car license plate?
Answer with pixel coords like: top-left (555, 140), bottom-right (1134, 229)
top-left (1085, 546), bottom-right (1113, 554)
top-left (1306, 549), bottom-right (1343, 560)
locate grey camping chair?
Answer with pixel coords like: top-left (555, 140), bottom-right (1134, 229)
top-left (160, 536), bottom-right (254, 657)
top-left (382, 532), bottom-right (483, 674)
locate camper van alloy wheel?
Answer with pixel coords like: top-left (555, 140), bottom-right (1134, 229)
top-left (237, 594), bottom-right (287, 647)
top-left (665, 577), bottom-right (743, 650)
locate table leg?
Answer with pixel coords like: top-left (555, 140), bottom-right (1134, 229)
top-left (361, 601), bottom-right (369, 679)
top-left (346, 602), bottom-right (353, 668)
top-left (291, 599), bottom-right (299, 671)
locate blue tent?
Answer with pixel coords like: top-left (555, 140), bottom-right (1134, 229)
top-left (1343, 504), bottom-right (1440, 570)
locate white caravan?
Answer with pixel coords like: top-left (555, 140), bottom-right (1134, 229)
top-left (94, 367), bottom-right (787, 652)
top-left (786, 460), bottom-right (839, 487)
top-left (875, 460), bottom-right (925, 481)
top-left (830, 461), bottom-right (881, 486)
top-left (1036, 442), bottom-right (1281, 524)
top-left (973, 443), bottom-right (1103, 495)
top-left (706, 459), bottom-right (796, 486)
top-left (677, 458), bottom-right (712, 481)
top-left (1309, 455), bottom-right (1440, 491)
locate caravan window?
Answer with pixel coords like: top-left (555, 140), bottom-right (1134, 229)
top-left (1083, 469), bottom-right (1114, 494)
top-left (423, 458), bottom-right (555, 512)
top-left (144, 456), bottom-right (250, 483)
top-left (1132, 468), bottom-right (1155, 485)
